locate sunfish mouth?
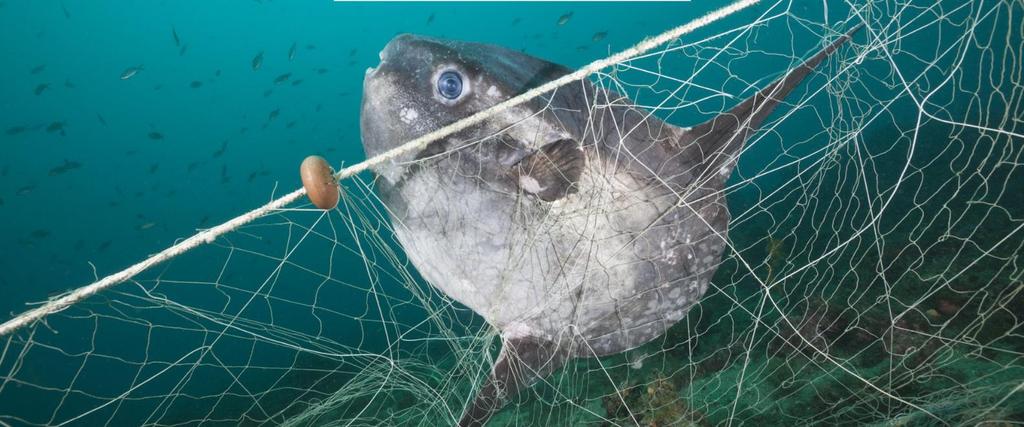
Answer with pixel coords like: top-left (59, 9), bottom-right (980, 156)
top-left (364, 45), bottom-right (392, 77)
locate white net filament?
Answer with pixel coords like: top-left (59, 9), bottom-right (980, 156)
top-left (2, 0), bottom-right (1024, 426)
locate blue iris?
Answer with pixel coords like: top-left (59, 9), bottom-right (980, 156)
top-left (437, 71), bottom-right (463, 100)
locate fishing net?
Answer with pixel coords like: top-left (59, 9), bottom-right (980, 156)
top-left (2, 1), bottom-right (1022, 425)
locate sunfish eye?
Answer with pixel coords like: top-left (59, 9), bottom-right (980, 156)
top-left (437, 70), bottom-right (463, 100)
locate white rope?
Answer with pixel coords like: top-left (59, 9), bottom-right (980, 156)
top-left (0, 0), bottom-right (759, 338)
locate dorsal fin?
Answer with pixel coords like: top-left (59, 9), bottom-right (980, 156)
top-left (458, 336), bottom-right (565, 427)
top-left (681, 24), bottom-right (862, 184)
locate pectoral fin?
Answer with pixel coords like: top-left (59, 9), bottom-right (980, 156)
top-left (514, 139), bottom-right (584, 202)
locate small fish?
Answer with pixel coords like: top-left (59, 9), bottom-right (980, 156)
top-left (212, 140), bottom-right (228, 157)
top-left (97, 240), bottom-right (112, 252)
top-left (251, 51), bottom-right (264, 70)
top-left (273, 73), bottom-right (291, 84)
top-left (305, 43), bottom-right (316, 50)
top-left (316, 67), bottom-right (329, 74)
top-left (148, 131), bottom-right (164, 140)
top-left (63, 79), bottom-right (75, 89)
top-left (557, 12), bottom-right (572, 26)
top-left (187, 161), bottom-right (202, 172)
top-left (349, 48), bottom-right (357, 57)
top-left (31, 229), bottom-right (49, 238)
top-left (247, 168), bottom-right (271, 182)
top-left (48, 159), bottom-right (81, 176)
top-left (30, 64), bottom-right (46, 74)
top-left (96, 113), bottom-right (107, 126)
top-left (0, 197), bottom-right (4, 207)
top-left (172, 25), bottom-right (180, 47)
top-left (511, 17), bottom-right (521, 26)
top-left (285, 120), bottom-right (296, 129)
top-left (215, 69), bottom-right (221, 77)
top-left (199, 215), bottom-right (210, 225)
top-left (291, 79), bottom-right (303, 86)
top-left (34, 83), bottom-right (49, 95)
top-left (426, 13), bottom-right (435, 25)
top-left (6, 125), bottom-right (27, 135)
top-left (189, 80), bottom-right (203, 88)
top-left (149, 163), bottom-right (159, 173)
top-left (45, 121), bottom-right (66, 136)
top-left (120, 65), bottom-right (143, 80)
top-left (268, 108), bottom-right (280, 121)
top-left (592, 31), bottom-right (607, 42)
top-left (179, 44), bottom-right (188, 56)
top-left (315, 104), bottom-right (323, 112)
top-left (59, 0), bottom-right (69, 18)
top-left (263, 89), bottom-right (273, 97)
top-left (288, 42), bottom-right (297, 61)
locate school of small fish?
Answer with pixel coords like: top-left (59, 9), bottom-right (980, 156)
top-left (2, 8), bottom-right (602, 279)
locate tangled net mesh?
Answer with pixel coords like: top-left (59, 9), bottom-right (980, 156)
top-left (2, 1), bottom-right (1023, 425)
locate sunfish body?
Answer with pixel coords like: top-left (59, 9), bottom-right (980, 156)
top-left (360, 28), bottom-right (858, 426)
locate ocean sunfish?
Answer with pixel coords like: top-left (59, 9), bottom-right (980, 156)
top-left (360, 28), bottom-right (858, 426)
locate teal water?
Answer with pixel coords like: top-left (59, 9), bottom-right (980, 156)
top-left (1, 1), bottom-right (1023, 426)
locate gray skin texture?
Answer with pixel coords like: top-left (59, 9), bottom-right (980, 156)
top-left (360, 30), bottom-right (857, 426)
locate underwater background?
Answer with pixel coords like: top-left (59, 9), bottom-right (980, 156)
top-left (2, 0), bottom-right (1023, 426)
